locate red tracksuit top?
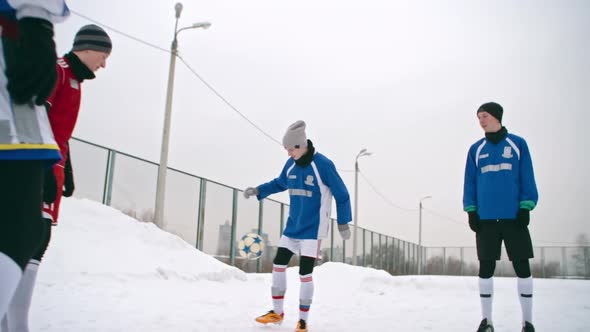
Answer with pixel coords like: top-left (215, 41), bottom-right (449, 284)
top-left (47, 57), bottom-right (82, 165)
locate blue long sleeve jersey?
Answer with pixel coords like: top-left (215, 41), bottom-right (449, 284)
top-left (257, 152), bottom-right (352, 240)
top-left (463, 133), bottom-right (538, 220)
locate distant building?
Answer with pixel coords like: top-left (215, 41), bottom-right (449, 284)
top-left (217, 220), bottom-right (231, 255)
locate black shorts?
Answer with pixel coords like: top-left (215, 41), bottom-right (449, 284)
top-left (476, 220), bottom-right (534, 261)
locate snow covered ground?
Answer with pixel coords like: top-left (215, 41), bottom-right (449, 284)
top-left (27, 198), bottom-right (590, 331)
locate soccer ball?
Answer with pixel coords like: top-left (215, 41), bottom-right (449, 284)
top-left (237, 233), bottom-right (265, 259)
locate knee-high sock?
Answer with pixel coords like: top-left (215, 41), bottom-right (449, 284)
top-left (271, 264), bottom-right (287, 315)
top-left (479, 277), bottom-right (493, 323)
top-left (299, 273), bottom-right (314, 321)
top-left (5, 260), bottom-right (40, 332)
top-left (518, 277), bottom-right (533, 325)
top-left (0, 253), bottom-right (22, 320)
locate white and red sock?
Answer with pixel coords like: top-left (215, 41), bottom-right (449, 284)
top-left (271, 264), bottom-right (287, 315)
top-left (299, 273), bottom-right (314, 322)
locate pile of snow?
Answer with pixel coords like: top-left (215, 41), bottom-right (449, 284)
top-left (27, 198), bottom-right (589, 331)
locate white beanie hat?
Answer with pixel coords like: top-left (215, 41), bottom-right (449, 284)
top-left (282, 120), bottom-right (307, 149)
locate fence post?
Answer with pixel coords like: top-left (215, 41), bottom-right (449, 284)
top-left (370, 232), bottom-right (374, 268)
top-left (229, 189), bottom-right (238, 267)
top-left (362, 228), bottom-right (366, 267)
top-left (330, 219), bottom-right (334, 262)
top-left (102, 150), bottom-right (116, 206)
top-left (442, 247), bottom-right (447, 275)
top-left (585, 247), bottom-right (590, 279)
top-left (385, 236), bottom-right (389, 272)
top-left (562, 247), bottom-right (568, 277)
top-left (460, 247), bottom-right (464, 276)
top-left (195, 179), bottom-right (207, 251)
top-left (392, 238), bottom-right (397, 274)
top-left (257, 200), bottom-right (264, 273)
top-left (541, 247), bottom-right (545, 278)
top-left (341, 221), bottom-right (346, 263)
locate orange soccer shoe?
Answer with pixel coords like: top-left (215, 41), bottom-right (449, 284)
top-left (255, 310), bottom-right (284, 325)
top-left (295, 319), bottom-right (308, 332)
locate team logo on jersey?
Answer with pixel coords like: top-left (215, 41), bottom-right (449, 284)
top-left (288, 175), bottom-right (296, 179)
top-left (479, 153), bottom-right (489, 159)
top-left (502, 146), bottom-right (513, 159)
top-left (70, 79), bottom-right (79, 90)
top-left (304, 175), bottom-right (315, 186)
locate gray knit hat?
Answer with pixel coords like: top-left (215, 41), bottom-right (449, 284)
top-left (282, 120), bottom-right (308, 149)
top-left (72, 24), bottom-right (112, 54)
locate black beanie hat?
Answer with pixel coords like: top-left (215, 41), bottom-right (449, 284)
top-left (72, 24), bottom-right (112, 54)
top-left (477, 102), bottom-right (503, 123)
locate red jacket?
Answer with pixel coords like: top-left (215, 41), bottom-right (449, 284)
top-left (47, 56), bottom-right (82, 165)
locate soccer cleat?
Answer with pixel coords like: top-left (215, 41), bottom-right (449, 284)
top-left (476, 318), bottom-right (494, 332)
top-left (295, 319), bottom-right (308, 332)
top-left (255, 310), bottom-right (284, 325)
top-left (522, 321), bottom-right (535, 332)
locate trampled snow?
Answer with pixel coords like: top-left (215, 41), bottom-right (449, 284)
top-left (28, 198), bottom-right (589, 331)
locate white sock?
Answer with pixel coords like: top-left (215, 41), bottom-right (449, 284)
top-left (299, 273), bottom-right (314, 322)
top-left (271, 264), bottom-right (287, 315)
top-left (6, 260), bottom-right (40, 332)
top-left (518, 277), bottom-right (533, 325)
top-left (479, 277), bottom-right (493, 324)
top-left (0, 253), bottom-right (23, 319)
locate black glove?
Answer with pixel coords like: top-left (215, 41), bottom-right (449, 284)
top-left (43, 167), bottom-right (57, 204)
top-left (468, 211), bottom-right (480, 233)
top-left (516, 208), bottom-right (530, 226)
top-left (63, 147), bottom-right (75, 197)
top-left (6, 17), bottom-right (57, 106)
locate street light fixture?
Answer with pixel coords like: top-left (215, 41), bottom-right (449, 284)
top-left (418, 195), bottom-right (432, 274)
top-left (352, 148), bottom-right (372, 266)
top-left (154, 2), bottom-right (211, 228)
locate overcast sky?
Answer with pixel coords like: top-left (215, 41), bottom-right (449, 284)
top-left (54, 0), bottom-right (589, 247)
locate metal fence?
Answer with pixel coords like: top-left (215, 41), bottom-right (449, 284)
top-left (69, 137), bottom-right (590, 279)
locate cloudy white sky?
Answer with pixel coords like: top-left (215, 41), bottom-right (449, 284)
top-left (53, 0), bottom-right (589, 247)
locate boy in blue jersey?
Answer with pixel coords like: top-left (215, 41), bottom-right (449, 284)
top-left (0, 0), bottom-right (69, 319)
top-left (244, 120), bottom-right (352, 332)
top-left (463, 102), bottom-right (538, 332)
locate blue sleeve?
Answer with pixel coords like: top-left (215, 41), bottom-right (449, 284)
top-left (257, 161), bottom-right (290, 200)
top-left (463, 145), bottom-right (477, 212)
top-left (518, 139), bottom-right (538, 210)
top-left (321, 159), bottom-right (352, 224)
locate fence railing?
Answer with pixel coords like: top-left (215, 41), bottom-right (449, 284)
top-left (69, 137), bottom-right (590, 279)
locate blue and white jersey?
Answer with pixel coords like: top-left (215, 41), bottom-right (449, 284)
top-left (257, 152), bottom-right (352, 240)
top-left (0, 0), bottom-right (69, 161)
top-left (463, 133), bottom-right (538, 220)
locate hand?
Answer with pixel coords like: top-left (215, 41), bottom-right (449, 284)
top-left (63, 148), bottom-right (75, 197)
top-left (6, 17), bottom-right (57, 106)
top-left (517, 208), bottom-right (530, 226)
top-left (243, 187), bottom-right (258, 199)
top-left (468, 211), bottom-right (480, 233)
top-left (338, 224), bottom-right (351, 240)
top-left (43, 167), bottom-right (57, 204)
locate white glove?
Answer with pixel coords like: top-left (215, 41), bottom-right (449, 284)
top-left (243, 187), bottom-right (259, 199)
top-left (338, 223), bottom-right (351, 240)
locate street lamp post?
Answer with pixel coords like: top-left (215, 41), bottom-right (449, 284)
top-left (418, 195), bottom-right (432, 274)
top-left (154, 3), bottom-right (211, 228)
top-left (352, 148), bottom-right (372, 266)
